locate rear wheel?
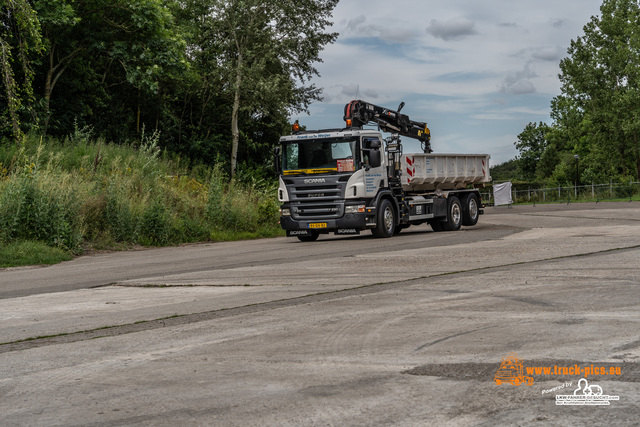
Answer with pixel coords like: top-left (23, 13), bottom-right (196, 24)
top-left (462, 193), bottom-right (479, 226)
top-left (372, 199), bottom-right (395, 238)
top-left (441, 196), bottom-right (462, 231)
top-left (297, 231), bottom-right (319, 242)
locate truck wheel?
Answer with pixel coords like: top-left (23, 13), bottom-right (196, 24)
top-left (372, 199), bottom-right (395, 238)
top-left (297, 231), bottom-right (319, 242)
top-left (462, 193), bottom-right (479, 226)
top-left (430, 221), bottom-right (444, 232)
top-left (441, 196), bottom-right (462, 231)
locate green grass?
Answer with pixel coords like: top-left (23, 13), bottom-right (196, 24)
top-left (0, 240), bottom-right (73, 268)
top-left (0, 130), bottom-right (283, 267)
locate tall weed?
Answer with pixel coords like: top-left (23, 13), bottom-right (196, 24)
top-left (0, 132), bottom-right (283, 261)
top-left (0, 169), bottom-right (83, 252)
top-left (139, 196), bottom-right (170, 246)
top-left (103, 180), bottom-right (139, 242)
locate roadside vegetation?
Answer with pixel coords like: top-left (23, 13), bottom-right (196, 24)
top-left (0, 130), bottom-right (282, 267)
top-left (1, 0), bottom-right (338, 267)
top-left (500, 1), bottom-right (640, 186)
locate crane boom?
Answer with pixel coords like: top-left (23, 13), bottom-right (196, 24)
top-left (343, 99), bottom-right (432, 153)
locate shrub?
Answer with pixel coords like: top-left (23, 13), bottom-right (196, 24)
top-left (0, 170), bottom-right (83, 252)
top-left (139, 196), bottom-right (170, 246)
top-left (0, 132), bottom-right (283, 266)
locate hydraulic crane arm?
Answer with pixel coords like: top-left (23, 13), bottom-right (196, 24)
top-left (343, 99), bottom-right (432, 153)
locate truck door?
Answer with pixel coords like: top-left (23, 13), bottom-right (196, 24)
top-left (361, 137), bottom-right (385, 198)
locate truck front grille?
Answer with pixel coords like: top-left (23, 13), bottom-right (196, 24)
top-left (285, 178), bottom-right (346, 220)
top-left (291, 202), bottom-right (342, 219)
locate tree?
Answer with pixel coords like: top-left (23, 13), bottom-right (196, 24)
top-left (34, 0), bottom-right (187, 137)
top-left (195, 0), bottom-right (339, 177)
top-left (0, 0), bottom-right (42, 141)
top-left (553, 0), bottom-right (640, 180)
top-left (514, 122), bottom-right (550, 180)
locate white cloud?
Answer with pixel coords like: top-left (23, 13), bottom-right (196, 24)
top-left (531, 46), bottom-right (565, 62)
top-left (343, 14), bottom-right (419, 43)
top-left (426, 18), bottom-right (478, 41)
top-left (301, 0), bottom-right (604, 162)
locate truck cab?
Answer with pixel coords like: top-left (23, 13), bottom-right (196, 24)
top-left (277, 129), bottom-right (389, 241)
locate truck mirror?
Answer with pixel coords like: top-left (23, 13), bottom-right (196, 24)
top-left (369, 149), bottom-right (381, 168)
top-left (274, 146), bottom-right (281, 174)
top-left (369, 140), bottom-right (381, 150)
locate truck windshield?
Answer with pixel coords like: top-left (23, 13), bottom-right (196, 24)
top-left (282, 137), bottom-right (357, 175)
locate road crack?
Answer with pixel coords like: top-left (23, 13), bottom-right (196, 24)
top-left (2, 244), bottom-right (639, 354)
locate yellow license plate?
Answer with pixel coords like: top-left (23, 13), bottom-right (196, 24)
top-left (308, 223), bottom-right (327, 229)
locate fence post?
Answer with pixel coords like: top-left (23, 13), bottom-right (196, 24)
top-left (610, 180), bottom-right (613, 198)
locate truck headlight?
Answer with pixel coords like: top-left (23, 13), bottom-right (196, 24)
top-left (280, 208), bottom-right (291, 216)
top-left (345, 205), bottom-right (365, 214)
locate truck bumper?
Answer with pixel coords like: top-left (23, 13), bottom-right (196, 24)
top-left (280, 213), bottom-right (367, 236)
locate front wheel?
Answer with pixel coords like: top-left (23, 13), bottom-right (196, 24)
top-left (430, 221), bottom-right (444, 232)
top-left (297, 231), bottom-right (319, 242)
top-left (371, 199), bottom-right (395, 238)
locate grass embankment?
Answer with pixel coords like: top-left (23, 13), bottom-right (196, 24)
top-left (0, 130), bottom-right (282, 268)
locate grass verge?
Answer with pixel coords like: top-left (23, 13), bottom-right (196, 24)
top-left (0, 131), bottom-right (284, 268)
top-left (0, 240), bottom-right (73, 268)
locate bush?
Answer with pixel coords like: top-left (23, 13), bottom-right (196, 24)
top-left (0, 133), bottom-right (283, 265)
top-left (0, 169), bottom-right (83, 253)
top-left (139, 196), bottom-right (170, 246)
top-left (103, 181), bottom-right (139, 242)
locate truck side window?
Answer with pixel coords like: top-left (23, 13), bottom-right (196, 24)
top-left (362, 137), bottom-right (382, 167)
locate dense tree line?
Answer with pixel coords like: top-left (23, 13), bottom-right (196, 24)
top-left (515, 0), bottom-right (640, 184)
top-left (0, 0), bottom-right (338, 177)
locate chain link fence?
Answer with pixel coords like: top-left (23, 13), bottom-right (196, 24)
top-left (480, 181), bottom-right (640, 206)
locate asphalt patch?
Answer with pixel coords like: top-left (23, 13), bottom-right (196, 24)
top-left (404, 360), bottom-right (640, 382)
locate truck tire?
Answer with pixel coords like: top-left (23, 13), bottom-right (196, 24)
top-left (462, 193), bottom-right (479, 226)
top-left (372, 199), bottom-right (395, 238)
top-left (430, 221), bottom-right (444, 232)
top-left (297, 231), bottom-right (319, 242)
top-left (441, 196), bottom-right (462, 231)
top-left (394, 224), bottom-right (408, 235)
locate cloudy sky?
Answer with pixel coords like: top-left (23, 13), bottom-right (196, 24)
top-left (295, 0), bottom-right (605, 165)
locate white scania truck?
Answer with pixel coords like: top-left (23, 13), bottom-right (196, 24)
top-left (275, 100), bottom-right (491, 241)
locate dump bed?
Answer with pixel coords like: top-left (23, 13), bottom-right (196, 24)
top-left (401, 153), bottom-right (491, 191)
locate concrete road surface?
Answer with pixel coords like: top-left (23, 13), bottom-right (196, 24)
top-left (1, 202), bottom-right (639, 426)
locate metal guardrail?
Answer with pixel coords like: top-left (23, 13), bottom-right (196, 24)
top-left (480, 182), bottom-right (640, 206)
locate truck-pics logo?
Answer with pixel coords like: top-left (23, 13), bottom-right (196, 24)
top-left (494, 353), bottom-right (623, 406)
top-left (494, 352), bottom-right (534, 386)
